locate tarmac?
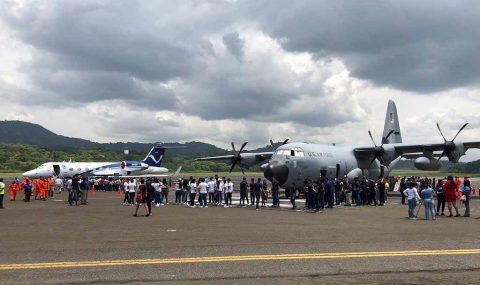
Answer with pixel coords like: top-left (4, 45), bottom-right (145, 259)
top-left (1, 185), bottom-right (480, 284)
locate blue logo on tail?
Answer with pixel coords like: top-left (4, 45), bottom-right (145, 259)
top-left (143, 146), bottom-right (167, 167)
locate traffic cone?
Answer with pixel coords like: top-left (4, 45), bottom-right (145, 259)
top-left (117, 188), bottom-right (122, 198)
top-left (91, 185), bottom-right (96, 196)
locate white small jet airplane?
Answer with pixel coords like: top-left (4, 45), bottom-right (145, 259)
top-left (23, 145), bottom-right (171, 178)
top-left (196, 100), bottom-right (480, 196)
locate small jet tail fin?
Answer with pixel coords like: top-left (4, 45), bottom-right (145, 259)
top-left (382, 100), bottom-right (402, 144)
top-left (142, 146), bottom-right (167, 167)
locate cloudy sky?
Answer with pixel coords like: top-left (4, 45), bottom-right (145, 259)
top-left (1, 0), bottom-right (480, 160)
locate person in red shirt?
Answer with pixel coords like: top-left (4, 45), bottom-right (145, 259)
top-left (444, 176), bottom-right (461, 217)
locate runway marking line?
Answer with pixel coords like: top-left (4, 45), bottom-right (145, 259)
top-left (2, 249), bottom-right (480, 270)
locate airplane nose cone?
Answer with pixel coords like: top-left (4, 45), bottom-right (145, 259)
top-left (22, 171), bottom-right (32, 177)
top-left (264, 161), bottom-right (289, 185)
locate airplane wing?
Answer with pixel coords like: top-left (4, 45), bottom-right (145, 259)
top-left (103, 166), bottom-right (183, 179)
top-left (355, 140), bottom-right (480, 165)
top-left (355, 141), bottom-right (480, 155)
top-left (194, 152), bottom-right (274, 162)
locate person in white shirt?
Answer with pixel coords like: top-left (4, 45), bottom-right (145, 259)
top-left (198, 178), bottom-right (208, 208)
top-left (55, 178), bottom-right (63, 194)
top-left (152, 179), bottom-right (162, 207)
top-left (225, 178), bottom-right (234, 207)
top-left (403, 182), bottom-right (421, 220)
top-left (122, 180), bottom-right (129, 205)
top-left (127, 179), bottom-right (137, 205)
top-left (188, 179), bottom-right (197, 207)
top-left (207, 177), bottom-right (216, 204)
top-left (217, 178), bottom-right (225, 205)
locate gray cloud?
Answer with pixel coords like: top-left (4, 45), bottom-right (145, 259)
top-left (1, 0), bottom-right (479, 141)
top-left (249, 0), bottom-right (480, 93)
top-left (222, 32), bottom-right (245, 61)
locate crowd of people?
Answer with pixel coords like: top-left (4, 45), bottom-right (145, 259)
top-left (401, 176), bottom-right (473, 220)
top-left (0, 174), bottom-right (475, 221)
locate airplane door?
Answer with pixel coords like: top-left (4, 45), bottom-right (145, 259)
top-left (322, 166), bottom-right (337, 178)
top-left (53, 165), bottom-right (61, 176)
top-left (320, 169), bottom-right (327, 178)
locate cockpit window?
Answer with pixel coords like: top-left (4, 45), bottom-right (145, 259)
top-left (292, 147), bottom-right (304, 157)
top-left (275, 148), bottom-right (304, 156)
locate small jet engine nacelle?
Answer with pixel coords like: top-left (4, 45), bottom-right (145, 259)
top-left (414, 157), bottom-right (441, 171)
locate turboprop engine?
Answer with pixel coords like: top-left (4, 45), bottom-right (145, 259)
top-left (414, 157), bottom-right (441, 171)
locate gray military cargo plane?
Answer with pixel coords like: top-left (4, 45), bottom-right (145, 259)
top-left (196, 100), bottom-right (480, 195)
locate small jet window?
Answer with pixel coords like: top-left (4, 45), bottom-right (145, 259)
top-left (69, 168), bottom-right (74, 171)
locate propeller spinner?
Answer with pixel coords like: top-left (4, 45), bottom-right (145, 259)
top-left (367, 129), bottom-right (395, 168)
top-left (229, 142), bottom-right (248, 174)
top-left (435, 122), bottom-right (468, 164)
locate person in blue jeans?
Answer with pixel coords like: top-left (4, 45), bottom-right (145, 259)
top-left (403, 182), bottom-right (421, 220)
top-left (271, 177), bottom-right (280, 208)
top-left (462, 177), bottom-right (472, 217)
top-left (421, 183), bottom-right (436, 220)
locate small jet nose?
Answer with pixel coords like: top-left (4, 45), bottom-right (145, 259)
top-left (22, 170), bottom-right (33, 177)
top-left (264, 161), bottom-right (289, 185)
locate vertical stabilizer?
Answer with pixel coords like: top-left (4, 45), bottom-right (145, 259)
top-left (382, 100), bottom-right (402, 144)
top-left (142, 146), bottom-right (167, 167)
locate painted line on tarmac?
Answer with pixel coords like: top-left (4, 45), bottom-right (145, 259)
top-left (2, 249), bottom-right (480, 270)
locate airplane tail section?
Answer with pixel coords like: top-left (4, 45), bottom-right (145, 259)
top-left (382, 100), bottom-right (402, 144)
top-left (142, 146), bottom-right (167, 167)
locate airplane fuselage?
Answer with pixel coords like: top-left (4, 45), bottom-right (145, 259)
top-left (23, 162), bottom-right (168, 178)
top-left (264, 142), bottom-right (394, 192)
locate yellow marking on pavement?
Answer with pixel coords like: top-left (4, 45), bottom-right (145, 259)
top-left (2, 249), bottom-right (480, 270)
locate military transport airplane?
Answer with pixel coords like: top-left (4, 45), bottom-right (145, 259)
top-left (196, 100), bottom-right (480, 195)
top-left (23, 145), bottom-right (171, 178)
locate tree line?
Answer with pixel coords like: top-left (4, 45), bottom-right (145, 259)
top-left (0, 143), bottom-right (232, 173)
top-left (1, 143), bottom-right (478, 174)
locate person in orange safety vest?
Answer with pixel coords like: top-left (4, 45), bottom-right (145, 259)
top-left (8, 180), bottom-right (20, 201)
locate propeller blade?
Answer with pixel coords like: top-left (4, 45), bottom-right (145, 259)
top-left (367, 156), bottom-right (377, 169)
top-left (283, 139), bottom-right (289, 145)
top-left (270, 139), bottom-right (274, 148)
top-left (452, 123), bottom-right (469, 142)
top-left (368, 130), bottom-right (377, 147)
top-left (378, 156), bottom-right (388, 167)
top-left (239, 142), bottom-right (248, 153)
top-left (435, 150), bottom-right (446, 166)
top-left (381, 130), bottom-right (395, 146)
top-left (231, 142), bottom-right (236, 153)
top-left (229, 161), bottom-right (237, 173)
top-left (436, 122), bottom-right (447, 143)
